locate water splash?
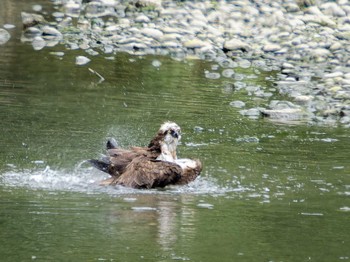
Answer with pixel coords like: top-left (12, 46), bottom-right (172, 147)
top-left (0, 165), bottom-right (240, 196)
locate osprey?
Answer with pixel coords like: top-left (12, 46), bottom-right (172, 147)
top-left (88, 122), bottom-right (202, 189)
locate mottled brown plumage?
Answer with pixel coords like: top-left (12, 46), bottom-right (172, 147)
top-left (89, 122), bottom-right (202, 189)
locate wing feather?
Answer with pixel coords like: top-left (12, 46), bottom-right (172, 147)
top-left (113, 157), bottom-right (183, 189)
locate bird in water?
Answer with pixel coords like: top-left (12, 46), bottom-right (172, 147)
top-left (88, 121), bottom-right (202, 189)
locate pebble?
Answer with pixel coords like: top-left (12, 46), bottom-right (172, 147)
top-left (42, 26), bottom-right (62, 38)
top-left (3, 24), bottom-right (15, 29)
top-left (205, 71), bottom-right (221, 79)
top-left (320, 2), bottom-right (346, 17)
top-left (224, 38), bottom-right (251, 52)
top-left (151, 59), bottom-right (161, 67)
top-left (239, 108), bottom-right (261, 118)
top-left (32, 36), bottom-right (46, 50)
top-left (135, 14), bottom-right (150, 23)
top-left (324, 72), bottom-right (344, 78)
top-left (140, 28), bottom-right (163, 40)
top-left (76, 56), bottom-right (91, 65)
top-left (50, 51), bottom-right (65, 57)
top-left (184, 38), bottom-right (209, 48)
top-left (0, 29), bottom-right (11, 45)
top-left (230, 100), bottom-right (246, 108)
top-left (329, 42), bottom-right (342, 51)
top-left (32, 4), bottom-right (42, 12)
top-left (222, 69), bottom-right (234, 78)
top-left (21, 12), bottom-right (46, 28)
top-left (263, 43), bottom-right (282, 52)
top-left (238, 60), bottom-right (251, 69)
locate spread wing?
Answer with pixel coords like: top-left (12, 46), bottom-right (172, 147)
top-left (113, 157), bottom-right (183, 189)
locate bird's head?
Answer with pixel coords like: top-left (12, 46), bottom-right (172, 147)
top-left (153, 121), bottom-right (181, 161)
top-left (159, 121), bottom-right (181, 144)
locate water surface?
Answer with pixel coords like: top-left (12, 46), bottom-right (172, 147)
top-left (1, 1), bottom-right (350, 261)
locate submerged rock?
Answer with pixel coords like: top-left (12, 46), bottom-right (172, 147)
top-left (224, 39), bottom-right (251, 52)
top-left (229, 100), bottom-right (246, 108)
top-left (21, 12), bottom-right (47, 29)
top-left (32, 36), bottom-right (46, 50)
top-left (0, 29), bottom-right (11, 45)
top-left (140, 28), bottom-right (163, 40)
top-left (42, 26), bottom-right (62, 38)
top-left (260, 100), bottom-right (312, 121)
top-left (76, 56), bottom-right (91, 65)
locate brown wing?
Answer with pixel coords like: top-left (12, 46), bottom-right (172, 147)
top-left (113, 157), bottom-right (183, 189)
top-left (106, 146), bottom-right (161, 175)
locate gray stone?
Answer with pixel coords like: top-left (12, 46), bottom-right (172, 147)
top-left (204, 71), bottom-right (221, 79)
top-left (261, 108), bottom-right (308, 121)
top-left (0, 29), bottom-right (10, 45)
top-left (3, 24), bottom-right (15, 29)
top-left (311, 48), bottom-right (331, 59)
top-left (284, 3), bottom-right (300, 13)
top-left (324, 72), bottom-right (344, 78)
top-left (184, 38), bottom-right (209, 48)
top-left (21, 12), bottom-right (47, 28)
top-left (151, 59), bottom-right (161, 67)
top-left (224, 38), bottom-right (251, 52)
top-left (140, 28), bottom-right (163, 40)
top-left (239, 108), bottom-right (261, 118)
top-left (161, 41), bottom-right (180, 48)
top-left (222, 69), bottom-right (235, 78)
top-left (76, 56), bottom-right (91, 65)
top-left (282, 62), bottom-right (295, 69)
top-left (42, 26), bottom-right (62, 38)
top-left (238, 59), bottom-right (251, 68)
top-left (32, 4), bottom-right (42, 12)
top-left (135, 14), bottom-right (150, 23)
top-left (320, 2), bottom-right (346, 17)
top-left (230, 100), bottom-right (246, 108)
top-left (32, 36), bottom-right (46, 50)
top-left (263, 43), bottom-right (282, 52)
top-left (329, 42), bottom-right (342, 51)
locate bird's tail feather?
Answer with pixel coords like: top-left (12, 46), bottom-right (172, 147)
top-left (88, 159), bottom-right (110, 173)
top-left (106, 138), bottom-right (118, 150)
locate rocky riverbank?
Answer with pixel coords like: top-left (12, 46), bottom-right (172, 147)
top-left (15, 0), bottom-right (350, 126)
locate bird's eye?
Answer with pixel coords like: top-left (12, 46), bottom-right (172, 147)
top-left (170, 130), bottom-right (178, 138)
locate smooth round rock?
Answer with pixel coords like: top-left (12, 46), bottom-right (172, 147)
top-left (32, 36), bottom-right (46, 50)
top-left (229, 100), bottom-right (246, 108)
top-left (76, 56), bottom-right (91, 65)
top-left (224, 38), bottom-right (251, 52)
top-left (0, 29), bottom-right (10, 45)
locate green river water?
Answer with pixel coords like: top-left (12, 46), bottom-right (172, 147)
top-left (0, 1), bottom-right (349, 261)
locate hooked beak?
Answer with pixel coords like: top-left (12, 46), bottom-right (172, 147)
top-left (170, 130), bottom-right (181, 140)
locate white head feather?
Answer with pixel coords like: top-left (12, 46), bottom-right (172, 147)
top-left (157, 121), bottom-right (181, 162)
